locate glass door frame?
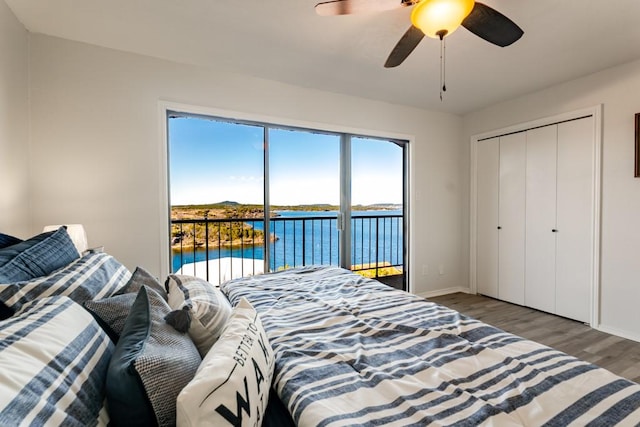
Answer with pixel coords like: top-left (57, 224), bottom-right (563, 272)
top-left (165, 108), bottom-right (410, 290)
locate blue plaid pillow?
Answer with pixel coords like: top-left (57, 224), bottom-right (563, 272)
top-left (0, 231), bottom-right (54, 263)
top-left (0, 233), bottom-right (22, 249)
top-left (0, 227), bottom-right (80, 282)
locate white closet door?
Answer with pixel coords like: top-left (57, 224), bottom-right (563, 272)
top-left (525, 125), bottom-right (558, 313)
top-left (476, 137), bottom-right (500, 298)
top-left (498, 133), bottom-right (526, 305)
top-left (556, 117), bottom-right (594, 322)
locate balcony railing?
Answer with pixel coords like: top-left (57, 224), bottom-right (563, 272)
top-left (170, 213), bottom-right (404, 286)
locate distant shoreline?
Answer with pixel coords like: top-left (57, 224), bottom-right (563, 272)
top-left (171, 202), bottom-right (402, 212)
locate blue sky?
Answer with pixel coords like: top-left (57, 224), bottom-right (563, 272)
top-left (169, 117), bottom-right (403, 206)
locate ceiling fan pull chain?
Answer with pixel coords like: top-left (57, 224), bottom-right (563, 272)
top-left (437, 30), bottom-right (447, 101)
top-left (440, 38), bottom-right (447, 101)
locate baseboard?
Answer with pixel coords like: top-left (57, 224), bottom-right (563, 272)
top-left (417, 286), bottom-right (471, 299)
top-left (595, 324), bottom-right (640, 344)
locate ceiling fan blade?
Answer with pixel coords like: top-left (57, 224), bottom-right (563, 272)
top-left (315, 0), bottom-right (409, 16)
top-left (385, 25), bottom-right (425, 68)
top-left (462, 2), bottom-right (524, 47)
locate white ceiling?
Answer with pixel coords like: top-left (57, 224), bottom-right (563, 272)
top-left (6, 0), bottom-right (640, 114)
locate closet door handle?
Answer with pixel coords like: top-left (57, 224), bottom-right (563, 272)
top-left (497, 226), bottom-right (502, 230)
top-left (552, 229), bottom-right (558, 232)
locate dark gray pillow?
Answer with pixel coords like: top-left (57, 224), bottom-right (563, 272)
top-left (0, 227), bottom-right (79, 282)
top-left (85, 267), bottom-right (169, 342)
top-left (84, 292), bottom-right (138, 342)
top-left (106, 286), bottom-right (201, 427)
top-left (116, 266), bottom-right (168, 300)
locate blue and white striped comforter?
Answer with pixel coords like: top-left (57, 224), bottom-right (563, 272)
top-left (0, 296), bottom-right (113, 426)
top-left (0, 251), bottom-right (131, 426)
top-left (222, 266), bottom-right (640, 426)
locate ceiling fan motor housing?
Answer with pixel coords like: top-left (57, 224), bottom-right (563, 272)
top-left (411, 0), bottom-right (475, 38)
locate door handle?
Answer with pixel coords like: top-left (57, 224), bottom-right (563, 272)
top-left (336, 213), bottom-right (344, 231)
top-left (552, 229), bottom-right (558, 232)
top-left (497, 226), bottom-right (502, 230)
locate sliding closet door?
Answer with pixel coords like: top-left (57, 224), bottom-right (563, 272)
top-left (498, 133), bottom-right (526, 305)
top-left (476, 137), bottom-right (500, 298)
top-left (473, 110), bottom-right (599, 323)
top-left (525, 125), bottom-right (558, 314)
top-left (555, 117), bottom-right (594, 322)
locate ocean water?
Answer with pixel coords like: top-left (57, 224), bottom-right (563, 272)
top-left (171, 210), bottom-right (404, 273)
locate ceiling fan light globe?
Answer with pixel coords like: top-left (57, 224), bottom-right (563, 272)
top-left (410, 0), bottom-right (475, 38)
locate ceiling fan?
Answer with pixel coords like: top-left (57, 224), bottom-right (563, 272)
top-left (315, 0), bottom-right (524, 68)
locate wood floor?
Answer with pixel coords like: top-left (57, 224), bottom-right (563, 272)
top-left (429, 292), bottom-right (640, 383)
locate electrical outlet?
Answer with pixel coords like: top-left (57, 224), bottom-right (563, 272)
top-left (439, 264), bottom-right (444, 275)
top-left (421, 265), bottom-right (428, 275)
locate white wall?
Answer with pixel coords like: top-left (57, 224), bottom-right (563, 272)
top-left (0, 0), bottom-right (30, 236)
top-left (27, 34), bottom-right (465, 296)
top-left (463, 59), bottom-right (640, 341)
top-left (15, 17), bottom-right (640, 339)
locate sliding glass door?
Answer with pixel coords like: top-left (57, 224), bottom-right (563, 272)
top-left (168, 116), bottom-right (266, 282)
top-left (268, 128), bottom-right (341, 271)
top-left (350, 137), bottom-right (406, 289)
top-left (167, 112), bottom-right (408, 289)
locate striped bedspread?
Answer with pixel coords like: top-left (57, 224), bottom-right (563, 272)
top-left (0, 251), bottom-right (131, 426)
top-left (0, 296), bottom-right (113, 426)
top-left (221, 266), bottom-right (640, 426)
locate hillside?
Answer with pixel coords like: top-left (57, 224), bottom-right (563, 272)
top-left (171, 202), bottom-right (401, 219)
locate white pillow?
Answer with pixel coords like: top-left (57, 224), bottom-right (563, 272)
top-left (165, 274), bottom-right (233, 357)
top-left (42, 224), bottom-right (88, 254)
top-left (176, 297), bottom-right (275, 427)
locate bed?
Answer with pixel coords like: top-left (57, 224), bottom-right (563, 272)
top-left (3, 226), bottom-right (640, 426)
top-left (222, 265), bottom-right (640, 426)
